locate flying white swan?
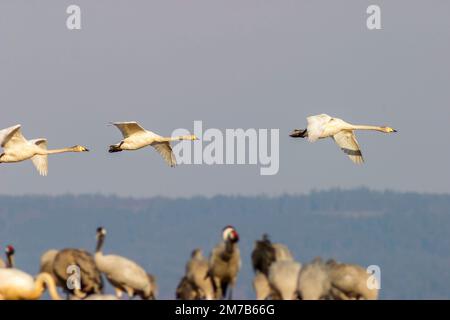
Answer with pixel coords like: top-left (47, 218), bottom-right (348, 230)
top-left (290, 114), bottom-right (397, 164)
top-left (0, 124), bottom-right (89, 176)
top-left (108, 121), bottom-right (198, 167)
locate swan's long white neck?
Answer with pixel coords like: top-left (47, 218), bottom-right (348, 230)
top-left (348, 124), bottom-right (386, 132)
top-left (37, 147), bottom-right (77, 155)
top-left (157, 135), bottom-right (195, 142)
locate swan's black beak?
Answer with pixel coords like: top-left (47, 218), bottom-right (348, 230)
top-left (289, 129), bottom-right (307, 138)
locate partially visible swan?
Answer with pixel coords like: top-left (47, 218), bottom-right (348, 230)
top-left (290, 114), bottom-right (397, 164)
top-left (0, 124), bottom-right (89, 175)
top-left (108, 121), bottom-right (198, 167)
top-left (0, 269), bottom-right (61, 300)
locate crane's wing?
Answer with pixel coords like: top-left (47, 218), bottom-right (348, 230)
top-left (332, 131), bottom-right (364, 164)
top-left (29, 139), bottom-right (49, 176)
top-left (151, 141), bottom-right (176, 167)
top-left (72, 250), bottom-right (104, 293)
top-left (110, 122), bottom-right (146, 138)
top-left (306, 114), bottom-right (332, 142)
top-left (0, 125), bottom-right (27, 149)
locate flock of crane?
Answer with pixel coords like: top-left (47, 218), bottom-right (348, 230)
top-left (0, 113), bottom-right (394, 300)
top-left (177, 227), bottom-right (379, 300)
top-left (0, 225), bottom-right (378, 300)
top-left (0, 114), bottom-right (397, 174)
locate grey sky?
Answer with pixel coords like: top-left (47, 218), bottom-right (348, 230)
top-left (0, 0), bottom-right (449, 197)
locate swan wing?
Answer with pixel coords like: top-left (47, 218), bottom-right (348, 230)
top-left (0, 125), bottom-right (27, 149)
top-left (151, 141), bottom-right (176, 167)
top-left (110, 122), bottom-right (146, 138)
top-left (29, 139), bottom-right (48, 176)
top-left (332, 131), bottom-right (364, 164)
top-left (306, 114), bottom-right (332, 142)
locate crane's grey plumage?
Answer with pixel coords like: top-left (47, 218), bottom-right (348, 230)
top-left (53, 248), bottom-right (103, 298)
top-left (268, 260), bottom-right (302, 300)
top-left (39, 249), bottom-right (59, 282)
top-left (298, 258), bottom-right (333, 300)
top-left (83, 294), bottom-right (120, 300)
top-left (185, 249), bottom-right (215, 300)
top-left (208, 226), bottom-right (241, 299)
top-left (251, 234), bottom-right (276, 277)
top-left (94, 227), bottom-right (157, 299)
top-left (251, 234), bottom-right (294, 278)
top-left (272, 243), bottom-right (294, 262)
top-left (176, 276), bottom-right (199, 300)
top-left (253, 271), bottom-right (273, 300)
top-left (327, 261), bottom-right (379, 300)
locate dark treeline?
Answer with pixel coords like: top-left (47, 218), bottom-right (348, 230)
top-left (1, 188), bottom-right (450, 299)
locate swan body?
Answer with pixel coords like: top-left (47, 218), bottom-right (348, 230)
top-left (0, 269), bottom-right (61, 300)
top-left (0, 124), bottom-right (89, 175)
top-left (108, 121), bottom-right (198, 167)
top-left (290, 114), bottom-right (397, 164)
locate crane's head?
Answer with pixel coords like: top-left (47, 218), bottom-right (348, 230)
top-left (191, 248), bottom-right (203, 258)
top-left (222, 225), bottom-right (239, 243)
top-left (5, 245), bottom-right (15, 256)
top-left (96, 226), bottom-right (107, 240)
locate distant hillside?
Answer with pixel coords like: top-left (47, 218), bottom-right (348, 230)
top-left (1, 188), bottom-right (450, 299)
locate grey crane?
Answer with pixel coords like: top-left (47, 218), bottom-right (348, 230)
top-left (268, 260), bottom-right (302, 300)
top-left (94, 227), bottom-right (157, 299)
top-left (52, 248), bottom-right (104, 298)
top-left (207, 226), bottom-right (241, 299)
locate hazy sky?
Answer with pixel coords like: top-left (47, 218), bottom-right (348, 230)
top-left (1, 0), bottom-right (449, 197)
